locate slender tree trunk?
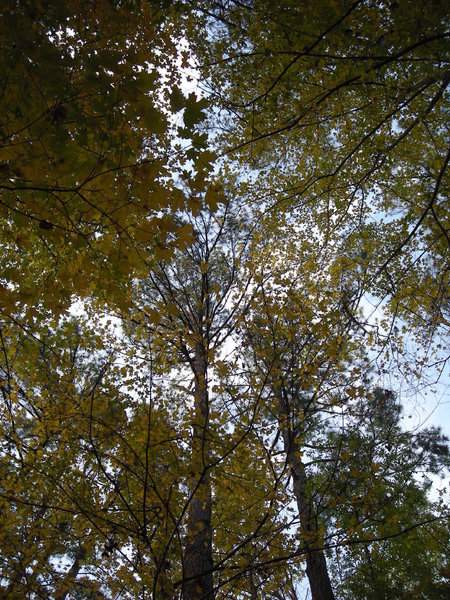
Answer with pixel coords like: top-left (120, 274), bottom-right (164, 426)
top-left (278, 398), bottom-right (336, 600)
top-left (183, 341), bottom-right (214, 600)
top-left (53, 546), bottom-right (85, 600)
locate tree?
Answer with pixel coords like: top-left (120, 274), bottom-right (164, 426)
top-left (0, 0), bottom-right (214, 319)
top-left (322, 388), bottom-right (450, 599)
top-left (190, 0), bottom-right (449, 353)
top-left (239, 266), bottom-right (449, 599)
top-left (233, 203), bottom-right (449, 599)
top-left (1, 1), bottom-right (449, 599)
top-left (1, 200), bottom-right (448, 598)
top-left (0, 317), bottom-right (129, 597)
top-left (128, 197), bottom-right (292, 598)
top-left (237, 222), bottom-right (360, 600)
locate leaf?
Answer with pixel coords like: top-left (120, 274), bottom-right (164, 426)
top-left (341, 450), bottom-right (350, 462)
top-left (170, 86), bottom-right (186, 113)
top-left (183, 93), bottom-right (208, 129)
top-left (204, 185), bottom-right (225, 212)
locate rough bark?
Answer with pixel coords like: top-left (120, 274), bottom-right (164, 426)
top-left (182, 341), bottom-right (214, 600)
top-left (278, 398), bottom-right (336, 600)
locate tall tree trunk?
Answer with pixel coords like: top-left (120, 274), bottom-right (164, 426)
top-left (183, 341), bottom-right (214, 600)
top-left (278, 398), bottom-right (336, 600)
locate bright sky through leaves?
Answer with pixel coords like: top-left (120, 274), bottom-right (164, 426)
top-left (0, 1), bottom-right (449, 599)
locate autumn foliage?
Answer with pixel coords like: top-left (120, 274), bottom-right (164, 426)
top-left (0, 1), bottom-right (449, 599)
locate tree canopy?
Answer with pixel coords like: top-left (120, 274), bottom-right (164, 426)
top-left (0, 1), bottom-right (449, 599)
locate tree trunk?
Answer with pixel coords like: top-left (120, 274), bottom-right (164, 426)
top-left (182, 341), bottom-right (214, 600)
top-left (279, 399), bottom-right (336, 600)
top-left (53, 546), bottom-right (85, 600)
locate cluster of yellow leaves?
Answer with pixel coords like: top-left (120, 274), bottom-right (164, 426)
top-left (0, 1), bottom-right (217, 322)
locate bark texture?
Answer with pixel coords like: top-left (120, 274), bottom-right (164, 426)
top-left (182, 342), bottom-right (214, 600)
top-left (279, 397), bottom-right (336, 600)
